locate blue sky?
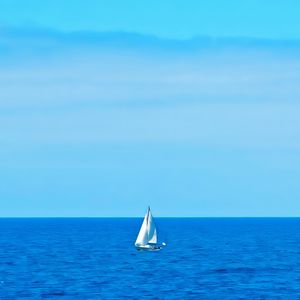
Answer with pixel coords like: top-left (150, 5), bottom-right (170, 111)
top-left (1, 0), bottom-right (300, 39)
top-left (1, 1), bottom-right (300, 216)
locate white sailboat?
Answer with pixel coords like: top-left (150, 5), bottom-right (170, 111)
top-left (135, 206), bottom-right (166, 251)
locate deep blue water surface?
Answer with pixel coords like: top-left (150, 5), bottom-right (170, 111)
top-left (1, 218), bottom-right (300, 299)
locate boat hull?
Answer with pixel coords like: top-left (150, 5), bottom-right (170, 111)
top-left (135, 243), bottom-right (165, 251)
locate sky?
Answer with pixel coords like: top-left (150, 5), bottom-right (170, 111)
top-left (1, 1), bottom-right (300, 217)
top-left (1, 0), bottom-right (300, 39)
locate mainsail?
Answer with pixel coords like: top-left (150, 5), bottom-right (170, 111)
top-left (135, 207), bottom-right (157, 245)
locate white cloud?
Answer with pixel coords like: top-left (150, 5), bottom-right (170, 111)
top-left (0, 28), bottom-right (300, 150)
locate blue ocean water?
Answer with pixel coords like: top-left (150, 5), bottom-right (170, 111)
top-left (1, 218), bottom-right (300, 299)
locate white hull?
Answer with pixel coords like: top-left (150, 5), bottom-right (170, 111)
top-left (135, 243), bottom-right (165, 251)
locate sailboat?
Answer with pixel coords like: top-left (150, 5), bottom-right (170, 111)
top-left (135, 206), bottom-right (166, 251)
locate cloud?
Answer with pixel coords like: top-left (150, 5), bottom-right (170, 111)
top-left (1, 27), bottom-right (300, 106)
top-left (0, 27), bottom-right (300, 150)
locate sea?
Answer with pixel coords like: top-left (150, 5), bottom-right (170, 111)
top-left (1, 218), bottom-right (300, 299)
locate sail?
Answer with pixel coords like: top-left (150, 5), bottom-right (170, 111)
top-left (135, 209), bottom-right (149, 245)
top-left (147, 210), bottom-right (157, 244)
top-left (135, 207), bottom-right (157, 245)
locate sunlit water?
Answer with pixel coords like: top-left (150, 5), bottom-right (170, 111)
top-left (1, 218), bottom-right (300, 298)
